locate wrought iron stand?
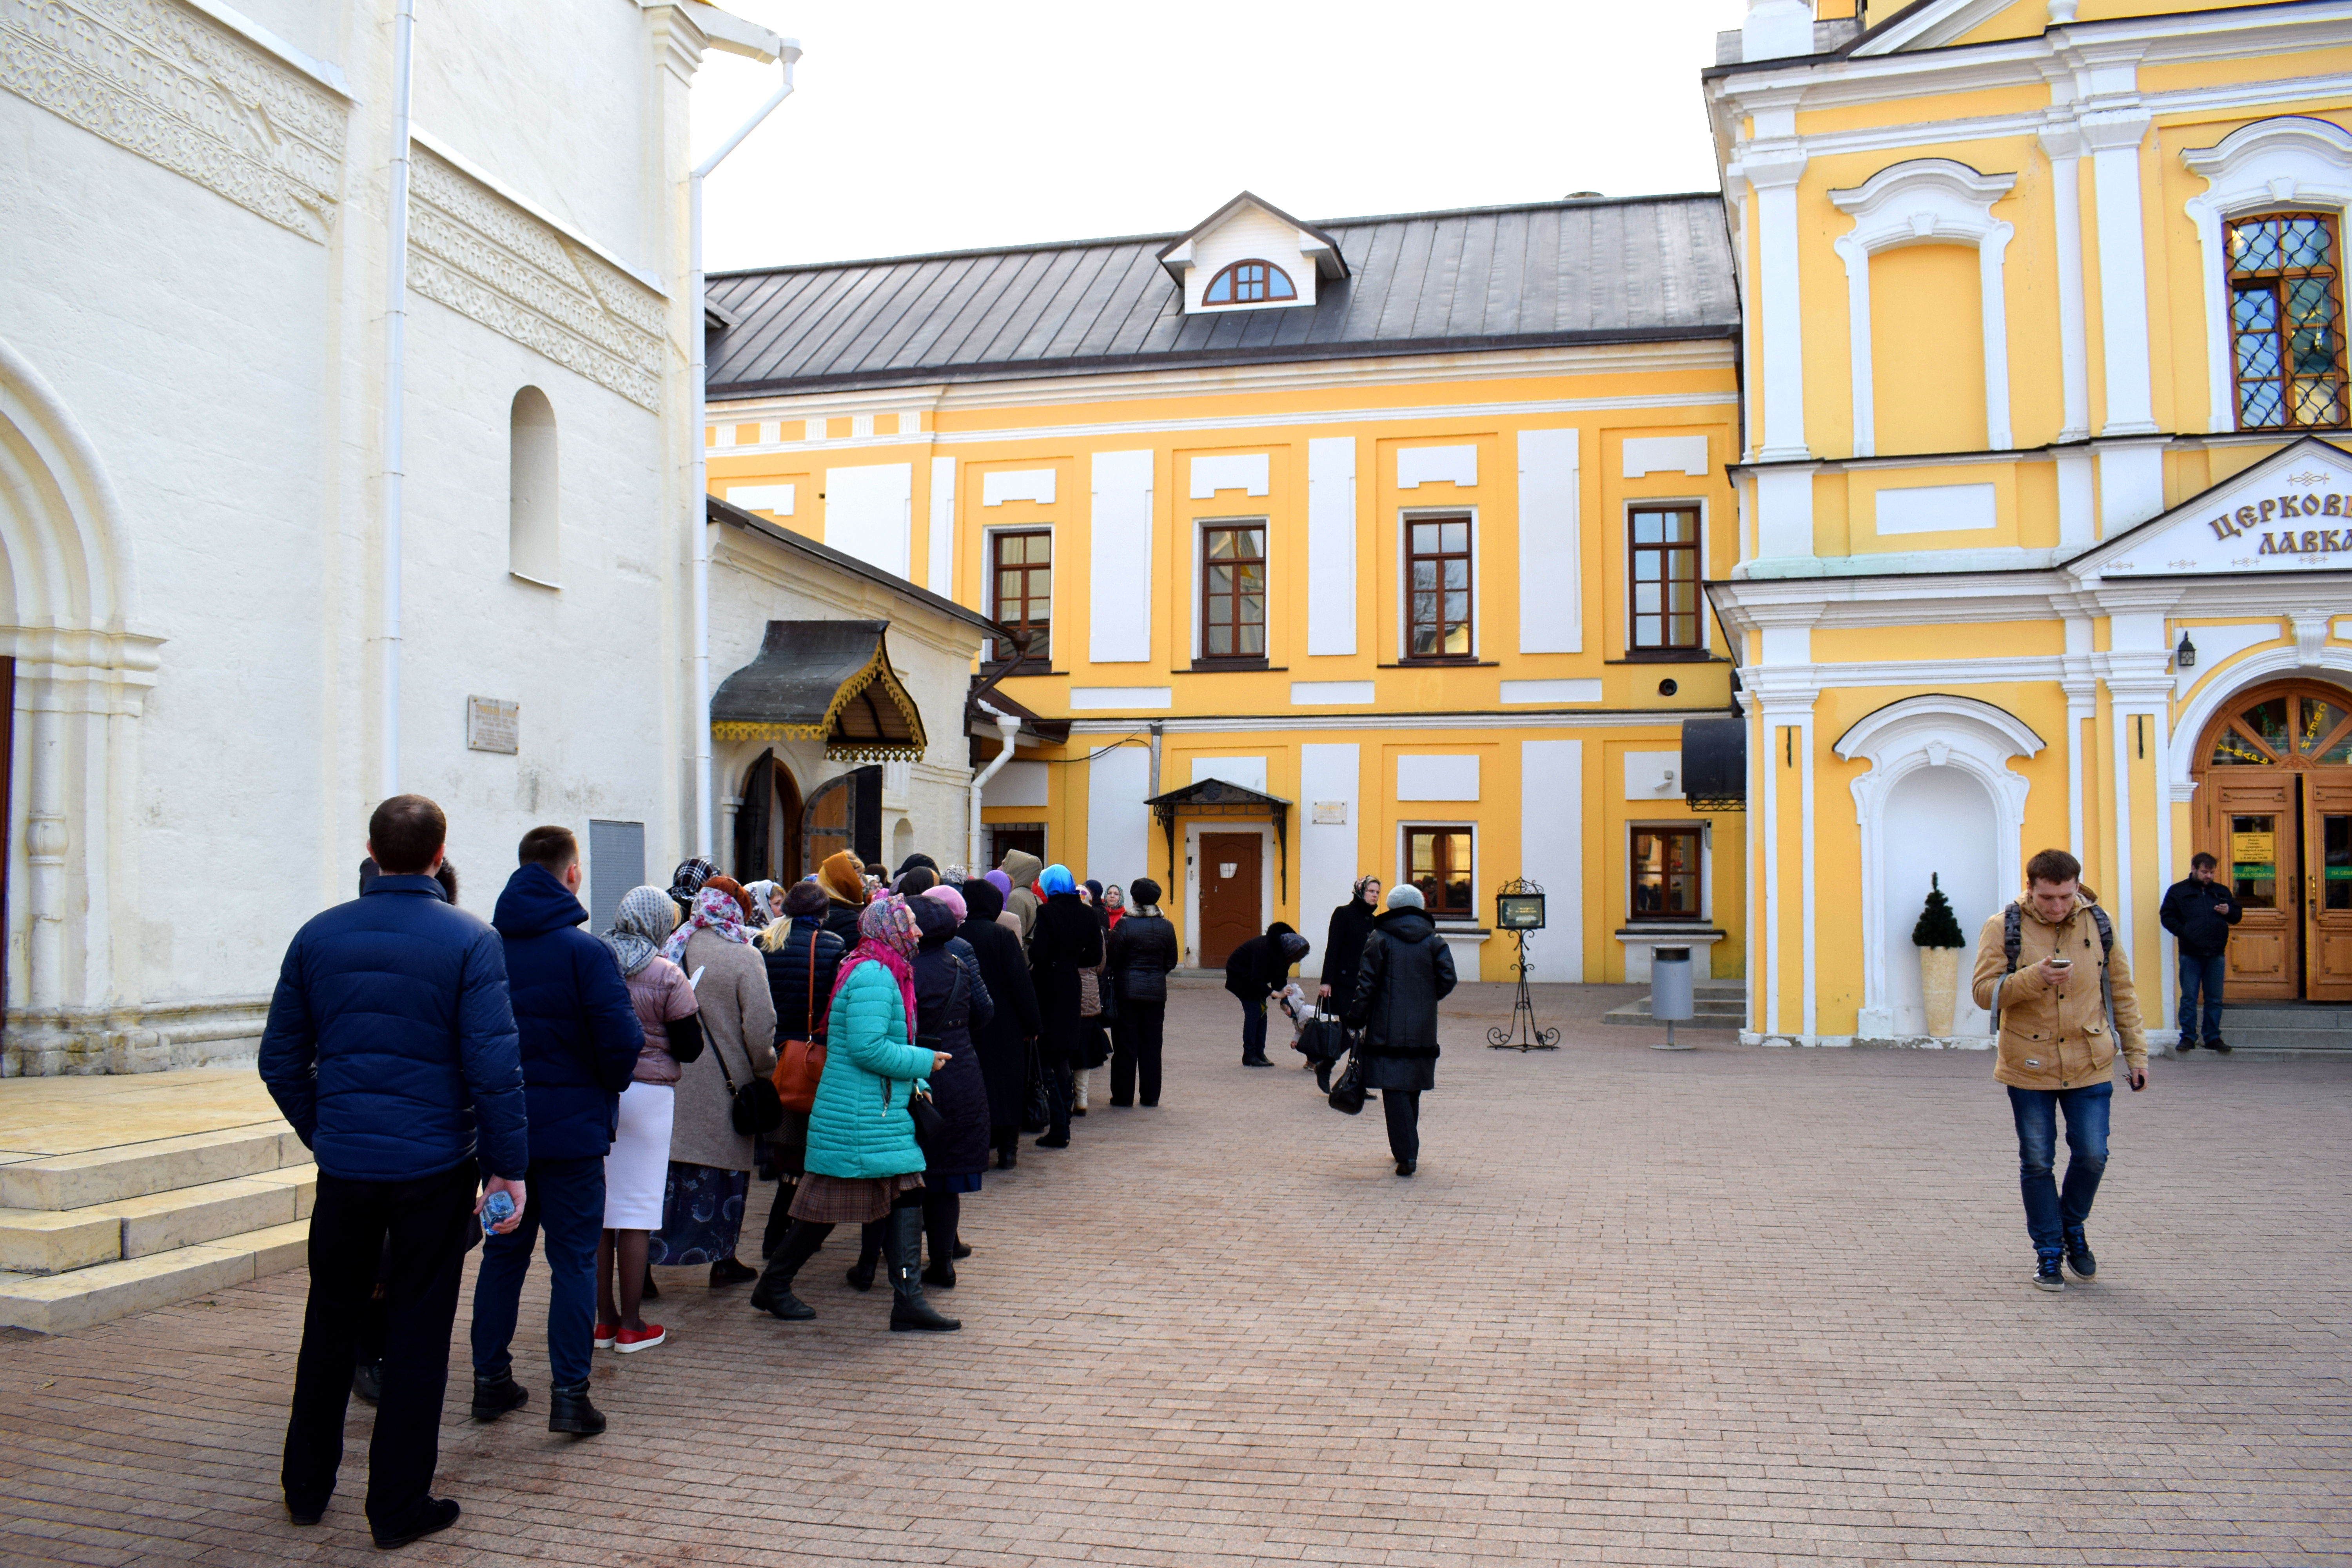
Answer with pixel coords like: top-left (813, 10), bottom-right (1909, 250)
top-left (1487, 879), bottom-right (1559, 1051)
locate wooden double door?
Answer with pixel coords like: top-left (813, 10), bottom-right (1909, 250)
top-left (2196, 682), bottom-right (2352, 1001)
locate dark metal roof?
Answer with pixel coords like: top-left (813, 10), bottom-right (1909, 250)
top-left (709, 620), bottom-right (927, 761)
top-left (706, 194), bottom-right (1739, 397)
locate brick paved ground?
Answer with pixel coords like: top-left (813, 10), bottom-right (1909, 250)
top-left (3, 980), bottom-right (2348, 1567)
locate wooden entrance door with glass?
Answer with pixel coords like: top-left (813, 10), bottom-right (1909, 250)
top-left (2196, 681), bottom-right (2352, 1001)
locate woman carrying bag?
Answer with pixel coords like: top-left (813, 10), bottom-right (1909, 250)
top-left (754, 880), bottom-right (845, 1259)
top-left (751, 895), bottom-right (959, 1332)
top-left (1343, 884), bottom-right (1457, 1178)
top-left (594, 887), bottom-right (701, 1354)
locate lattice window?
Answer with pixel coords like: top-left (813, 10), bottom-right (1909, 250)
top-left (2227, 212), bottom-right (2350, 430)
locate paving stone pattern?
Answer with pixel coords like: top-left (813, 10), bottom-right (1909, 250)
top-left (1, 981), bottom-right (2347, 1567)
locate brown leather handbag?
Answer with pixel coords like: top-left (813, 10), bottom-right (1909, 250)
top-left (771, 935), bottom-right (825, 1114)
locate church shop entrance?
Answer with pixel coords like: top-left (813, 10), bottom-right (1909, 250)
top-left (2195, 680), bottom-right (2352, 1002)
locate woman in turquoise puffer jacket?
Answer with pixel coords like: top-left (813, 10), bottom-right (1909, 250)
top-left (751, 895), bottom-right (960, 1331)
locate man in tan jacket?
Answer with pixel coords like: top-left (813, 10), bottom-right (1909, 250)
top-left (1969, 847), bottom-right (2150, 1293)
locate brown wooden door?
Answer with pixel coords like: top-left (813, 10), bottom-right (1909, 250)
top-left (1198, 832), bottom-right (1261, 968)
top-left (2309, 775), bottom-right (2352, 1001)
top-left (2208, 771), bottom-right (2298, 998)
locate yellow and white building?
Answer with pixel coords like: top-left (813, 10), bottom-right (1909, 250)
top-left (708, 0), bottom-right (2352, 1036)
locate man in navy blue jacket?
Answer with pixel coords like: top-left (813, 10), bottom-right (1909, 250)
top-left (468, 825), bottom-right (641, 1437)
top-left (260, 794), bottom-right (527, 1550)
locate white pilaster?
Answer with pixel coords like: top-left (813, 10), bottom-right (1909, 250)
top-left (2074, 45), bottom-right (2156, 436)
top-left (2039, 118), bottom-right (2092, 443)
top-left (1743, 104), bottom-right (1811, 463)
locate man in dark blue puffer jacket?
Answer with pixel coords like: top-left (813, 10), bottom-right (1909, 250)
top-left (468, 825), bottom-right (641, 1438)
top-left (261, 794), bottom-right (527, 1550)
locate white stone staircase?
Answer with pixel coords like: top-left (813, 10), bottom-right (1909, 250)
top-left (0, 1120), bottom-right (314, 1334)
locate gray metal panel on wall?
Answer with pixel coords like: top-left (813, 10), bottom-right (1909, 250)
top-left (588, 819), bottom-right (645, 936)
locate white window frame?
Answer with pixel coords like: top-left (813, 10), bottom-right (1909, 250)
top-left (1396, 506), bottom-right (1481, 664)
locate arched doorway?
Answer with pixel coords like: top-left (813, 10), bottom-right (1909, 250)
top-left (2193, 679), bottom-right (2352, 1001)
top-left (731, 750), bottom-right (804, 886)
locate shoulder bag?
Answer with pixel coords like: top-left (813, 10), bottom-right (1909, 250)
top-left (771, 934), bottom-right (826, 1114)
top-left (713, 1020), bottom-right (785, 1137)
top-left (1326, 1047), bottom-right (1367, 1116)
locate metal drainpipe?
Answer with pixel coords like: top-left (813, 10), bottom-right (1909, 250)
top-left (969, 703), bottom-right (1023, 873)
top-left (690, 43), bottom-right (800, 857)
top-left (380, 0), bottom-right (416, 800)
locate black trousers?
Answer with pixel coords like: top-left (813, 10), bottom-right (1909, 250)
top-left (1044, 1056), bottom-right (1074, 1140)
top-left (1111, 1001), bottom-right (1165, 1106)
top-left (1381, 1090), bottom-right (1421, 1163)
top-left (283, 1160), bottom-right (476, 1527)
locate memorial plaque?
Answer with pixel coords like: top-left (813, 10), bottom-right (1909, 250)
top-left (467, 696), bottom-right (519, 755)
top-left (1312, 800), bottom-right (1348, 825)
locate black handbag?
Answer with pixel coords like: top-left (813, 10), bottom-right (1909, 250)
top-left (906, 1044), bottom-right (948, 1160)
top-left (1296, 1009), bottom-right (1350, 1065)
top-left (1021, 1037), bottom-right (1051, 1132)
top-left (1326, 1050), bottom-right (1367, 1115)
top-left (711, 1031), bottom-right (784, 1136)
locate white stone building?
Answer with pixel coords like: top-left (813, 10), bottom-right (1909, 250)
top-left (0, 0), bottom-right (985, 1073)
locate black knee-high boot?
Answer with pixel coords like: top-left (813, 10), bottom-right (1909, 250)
top-left (884, 1201), bottom-right (958, 1331)
top-left (750, 1219), bottom-right (833, 1320)
top-left (921, 1192), bottom-right (959, 1288)
top-left (846, 1219), bottom-right (884, 1290)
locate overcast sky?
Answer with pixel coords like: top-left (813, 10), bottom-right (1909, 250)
top-left (693, 1), bottom-right (1750, 272)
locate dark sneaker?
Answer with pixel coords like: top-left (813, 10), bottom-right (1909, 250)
top-left (547, 1380), bottom-right (606, 1436)
top-left (2033, 1250), bottom-right (2066, 1292)
top-left (2208, 1037), bottom-right (2232, 1054)
top-left (2063, 1228), bottom-right (2097, 1281)
top-left (468, 1372), bottom-right (527, 1422)
top-left (351, 1358), bottom-right (383, 1406)
top-left (2175, 1038), bottom-right (2197, 1053)
top-left (372, 1497), bottom-right (459, 1550)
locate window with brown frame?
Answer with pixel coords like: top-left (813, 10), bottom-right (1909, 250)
top-left (1629, 825), bottom-right (1703, 922)
top-left (2227, 212), bottom-right (2350, 430)
top-left (1200, 523), bottom-right (1266, 661)
top-left (989, 530), bottom-right (1051, 665)
top-left (1405, 826), bottom-right (1474, 918)
top-left (1405, 516), bottom-right (1472, 660)
top-left (1628, 506), bottom-right (1703, 652)
top-left (1202, 259), bottom-right (1297, 306)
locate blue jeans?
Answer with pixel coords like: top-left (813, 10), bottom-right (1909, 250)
top-left (470, 1155), bottom-right (604, 1387)
top-left (2177, 951), bottom-right (2227, 1044)
top-left (1240, 996), bottom-right (1268, 1061)
top-left (2006, 1083), bottom-right (2111, 1252)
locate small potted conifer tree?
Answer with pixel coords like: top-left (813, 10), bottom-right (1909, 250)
top-left (1911, 873), bottom-right (1967, 1037)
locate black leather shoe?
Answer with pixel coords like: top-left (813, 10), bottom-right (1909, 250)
top-left (1072, 1106), bottom-right (1087, 1116)
top-left (2175, 1039), bottom-right (2198, 1052)
top-left (1241, 1052), bottom-right (1273, 1067)
top-left (287, 1501), bottom-right (325, 1527)
top-left (751, 1283), bottom-right (815, 1320)
top-left (547, 1380), bottom-right (606, 1436)
top-left (351, 1359), bottom-right (383, 1406)
top-left (708, 1256), bottom-right (757, 1287)
top-left (2208, 1037), bottom-right (2232, 1054)
top-left (371, 1497), bottom-right (459, 1550)
top-left (846, 1255), bottom-right (877, 1292)
top-left (1035, 1134), bottom-right (1069, 1149)
top-left (1395, 1160), bottom-right (1416, 1178)
top-left (922, 1259), bottom-right (957, 1290)
top-left (641, 1267), bottom-right (660, 1301)
top-left (469, 1372), bottom-right (527, 1422)
top-left (951, 1239), bottom-right (972, 1259)
top-left (2063, 1227), bottom-right (2097, 1281)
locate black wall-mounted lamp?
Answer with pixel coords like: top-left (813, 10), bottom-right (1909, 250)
top-left (2175, 631), bottom-right (2197, 670)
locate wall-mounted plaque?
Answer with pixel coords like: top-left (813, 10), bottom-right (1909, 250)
top-left (468, 696), bottom-right (519, 755)
top-left (1312, 800), bottom-right (1348, 825)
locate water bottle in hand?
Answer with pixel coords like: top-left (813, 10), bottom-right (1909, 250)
top-left (481, 1190), bottom-right (516, 1236)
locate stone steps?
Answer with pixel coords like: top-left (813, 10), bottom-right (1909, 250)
top-left (1602, 982), bottom-right (1746, 1029)
top-left (0, 1118), bottom-right (314, 1333)
top-left (2190, 1005), bottom-right (2352, 1059)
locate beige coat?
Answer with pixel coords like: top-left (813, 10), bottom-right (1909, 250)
top-left (1968, 893), bottom-right (2147, 1090)
top-left (668, 928), bottom-right (778, 1170)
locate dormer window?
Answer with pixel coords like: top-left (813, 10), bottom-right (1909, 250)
top-left (1203, 260), bottom-right (1296, 307)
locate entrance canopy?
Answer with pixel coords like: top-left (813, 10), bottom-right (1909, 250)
top-left (1144, 777), bottom-right (1292, 899)
top-left (711, 620), bottom-right (927, 762)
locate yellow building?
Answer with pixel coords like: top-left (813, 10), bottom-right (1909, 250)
top-left (1710, 0), bottom-right (2352, 1042)
top-left (704, 0), bottom-right (2352, 1039)
top-left (704, 192), bottom-right (1749, 981)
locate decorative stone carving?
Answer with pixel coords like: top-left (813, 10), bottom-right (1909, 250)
top-left (0, 0), bottom-right (346, 241)
top-left (407, 148), bottom-right (665, 410)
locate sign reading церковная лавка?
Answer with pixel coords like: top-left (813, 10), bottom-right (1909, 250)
top-left (2098, 444), bottom-right (2352, 575)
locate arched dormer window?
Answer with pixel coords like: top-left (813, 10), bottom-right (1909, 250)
top-left (1202, 259), bottom-right (1296, 306)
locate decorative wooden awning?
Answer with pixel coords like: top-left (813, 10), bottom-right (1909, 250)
top-left (710, 621), bottom-right (927, 762)
top-left (1143, 777), bottom-right (1292, 900)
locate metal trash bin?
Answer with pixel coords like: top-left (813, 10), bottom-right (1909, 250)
top-left (1650, 946), bottom-right (1696, 1051)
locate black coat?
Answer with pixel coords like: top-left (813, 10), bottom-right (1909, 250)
top-left (820, 900), bottom-right (864, 949)
top-left (913, 933), bottom-right (994, 1178)
top-left (2159, 875), bottom-right (2244, 959)
top-left (960, 897), bottom-right (1039, 1131)
top-left (1347, 908), bottom-right (1457, 1060)
top-left (1029, 891), bottom-right (1103, 1065)
top-left (1223, 924), bottom-right (1305, 1002)
top-left (1320, 898), bottom-right (1379, 1001)
top-left (762, 914), bottom-right (846, 1042)
top-left (1108, 911), bottom-right (1180, 1004)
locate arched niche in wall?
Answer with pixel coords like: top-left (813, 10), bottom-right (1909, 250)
top-left (1829, 159), bottom-right (2017, 457)
top-left (2181, 117), bottom-right (2352, 434)
top-left (1835, 694), bottom-right (2041, 1039)
top-left (509, 385), bottom-right (559, 587)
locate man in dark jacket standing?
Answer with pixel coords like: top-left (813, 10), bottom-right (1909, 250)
top-left (1345, 884), bottom-right (1458, 1177)
top-left (2160, 852), bottom-right (2243, 1053)
top-left (260, 795), bottom-right (527, 1550)
top-left (1223, 920), bottom-right (1308, 1066)
top-left (469, 826), bottom-right (641, 1437)
top-left (1106, 877), bottom-right (1179, 1106)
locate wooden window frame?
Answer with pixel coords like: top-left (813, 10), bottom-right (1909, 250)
top-left (1403, 513), bottom-right (1475, 663)
top-left (1403, 824), bottom-right (1476, 920)
top-left (1201, 258), bottom-right (1298, 307)
top-left (1197, 521), bottom-right (1268, 666)
top-left (987, 528), bottom-right (1052, 668)
top-left (2226, 210), bottom-right (2352, 432)
top-left (1628, 504), bottom-right (1705, 654)
top-left (1628, 823), bottom-right (1705, 923)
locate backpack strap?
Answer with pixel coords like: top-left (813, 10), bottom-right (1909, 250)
top-left (1993, 903), bottom-right (2024, 1033)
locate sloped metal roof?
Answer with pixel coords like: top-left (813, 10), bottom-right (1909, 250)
top-left (706, 194), bottom-right (1739, 397)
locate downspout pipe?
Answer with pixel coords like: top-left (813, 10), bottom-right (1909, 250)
top-left (690, 42), bottom-right (800, 858)
top-left (969, 702), bottom-right (1023, 874)
top-left (380, 0), bottom-right (416, 801)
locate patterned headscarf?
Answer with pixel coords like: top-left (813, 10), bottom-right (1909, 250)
top-left (836, 893), bottom-right (922, 1036)
top-left (1353, 874), bottom-right (1383, 906)
top-left (662, 884), bottom-right (751, 965)
top-left (603, 885), bottom-right (677, 977)
top-left (741, 879), bottom-right (781, 929)
top-left (1040, 864), bottom-right (1077, 897)
top-left (668, 857), bottom-right (715, 913)
top-left (922, 884), bottom-right (967, 924)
